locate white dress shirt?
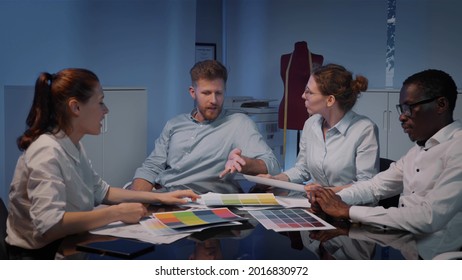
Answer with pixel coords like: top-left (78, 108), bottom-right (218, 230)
top-left (284, 110), bottom-right (380, 186)
top-left (339, 120), bottom-right (462, 239)
top-left (6, 132), bottom-right (110, 249)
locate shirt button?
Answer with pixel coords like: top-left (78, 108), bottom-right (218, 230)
top-left (401, 204), bottom-right (404, 207)
top-left (416, 169), bottom-right (420, 172)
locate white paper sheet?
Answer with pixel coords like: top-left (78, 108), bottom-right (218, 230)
top-left (242, 174), bottom-right (305, 192)
top-left (90, 221), bottom-right (188, 244)
top-left (275, 196), bottom-right (311, 208)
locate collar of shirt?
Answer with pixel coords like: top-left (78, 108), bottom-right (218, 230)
top-left (51, 131), bottom-right (82, 165)
top-left (320, 110), bottom-right (356, 136)
top-left (423, 120), bottom-right (462, 150)
top-left (335, 110), bottom-right (357, 136)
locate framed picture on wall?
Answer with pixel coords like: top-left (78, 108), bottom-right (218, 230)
top-left (195, 43), bottom-right (216, 62)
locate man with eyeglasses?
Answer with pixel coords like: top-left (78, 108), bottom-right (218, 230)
top-left (309, 69), bottom-right (462, 257)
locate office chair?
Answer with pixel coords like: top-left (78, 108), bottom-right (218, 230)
top-left (0, 198), bottom-right (9, 259)
top-left (377, 158), bottom-right (400, 209)
top-left (379, 158), bottom-right (394, 172)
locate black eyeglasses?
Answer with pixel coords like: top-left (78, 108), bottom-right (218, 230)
top-left (396, 96), bottom-right (442, 117)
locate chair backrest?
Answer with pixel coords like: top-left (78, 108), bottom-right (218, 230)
top-left (379, 158), bottom-right (394, 172)
top-left (0, 198), bottom-right (8, 259)
top-left (378, 158), bottom-right (400, 208)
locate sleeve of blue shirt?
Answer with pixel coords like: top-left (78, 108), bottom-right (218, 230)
top-left (234, 114), bottom-right (281, 175)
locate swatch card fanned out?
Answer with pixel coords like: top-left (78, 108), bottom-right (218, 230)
top-left (140, 208), bottom-right (247, 236)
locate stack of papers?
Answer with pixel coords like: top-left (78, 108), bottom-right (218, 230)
top-left (90, 221), bottom-right (189, 244)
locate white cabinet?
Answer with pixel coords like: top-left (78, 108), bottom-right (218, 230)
top-left (353, 89), bottom-right (462, 161)
top-left (81, 88), bottom-right (147, 187)
top-left (3, 87), bottom-right (147, 200)
top-left (353, 89), bottom-right (413, 161)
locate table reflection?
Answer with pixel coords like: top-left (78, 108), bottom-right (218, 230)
top-left (300, 221), bottom-right (376, 260)
top-left (189, 239), bottom-right (223, 260)
top-left (57, 180), bottom-right (460, 260)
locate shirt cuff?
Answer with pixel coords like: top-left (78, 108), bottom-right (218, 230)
top-left (133, 168), bottom-right (156, 183)
top-left (348, 205), bottom-right (365, 222)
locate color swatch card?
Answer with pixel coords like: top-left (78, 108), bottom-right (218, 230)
top-left (141, 208), bottom-right (247, 236)
top-left (249, 208), bottom-right (335, 232)
top-left (200, 192), bottom-right (280, 207)
top-left (140, 218), bottom-right (193, 236)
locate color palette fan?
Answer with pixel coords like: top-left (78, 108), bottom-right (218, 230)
top-left (141, 208), bottom-right (247, 236)
top-left (249, 208), bottom-right (335, 232)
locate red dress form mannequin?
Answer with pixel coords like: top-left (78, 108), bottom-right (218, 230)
top-left (278, 41), bottom-right (323, 157)
top-left (278, 41), bottom-right (324, 130)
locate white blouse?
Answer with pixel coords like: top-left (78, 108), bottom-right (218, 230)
top-left (6, 132), bottom-right (109, 249)
top-left (284, 110), bottom-right (380, 186)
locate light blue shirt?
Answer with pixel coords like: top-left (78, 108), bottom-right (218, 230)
top-left (284, 110), bottom-right (380, 186)
top-left (134, 109), bottom-right (281, 193)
